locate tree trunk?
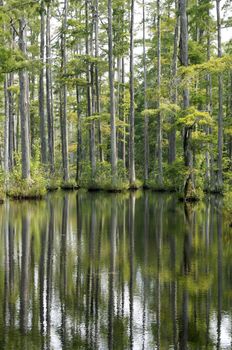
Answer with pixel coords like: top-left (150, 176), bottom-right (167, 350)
top-left (76, 81), bottom-right (82, 182)
top-left (7, 26), bottom-right (15, 172)
top-left (157, 0), bottom-right (163, 187)
top-left (46, 2), bottom-right (55, 174)
top-left (108, 0), bottom-right (117, 181)
top-left (122, 57), bottom-right (126, 167)
top-left (216, 0), bottom-right (223, 190)
top-left (61, 0), bottom-right (69, 181)
top-left (85, 0), bottom-right (96, 179)
top-left (179, 0), bottom-right (194, 196)
top-left (30, 72), bottom-right (35, 157)
top-left (4, 78), bottom-right (9, 174)
top-left (19, 17), bottom-right (30, 180)
top-left (39, 0), bottom-right (47, 164)
top-left (143, 0), bottom-right (149, 182)
top-left (205, 23), bottom-right (213, 189)
top-left (90, 2), bottom-right (96, 178)
top-left (129, 0), bottom-right (136, 185)
top-left (168, 0), bottom-right (178, 164)
top-left (94, 0), bottom-right (104, 163)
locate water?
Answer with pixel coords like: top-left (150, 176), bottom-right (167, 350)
top-left (0, 190), bottom-right (230, 349)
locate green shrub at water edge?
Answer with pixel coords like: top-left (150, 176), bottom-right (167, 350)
top-left (7, 150), bottom-right (47, 199)
top-left (128, 179), bottom-right (143, 190)
top-left (80, 160), bottom-right (129, 191)
top-left (7, 178), bottom-right (47, 199)
top-left (0, 187), bottom-right (5, 203)
top-left (60, 178), bottom-right (79, 190)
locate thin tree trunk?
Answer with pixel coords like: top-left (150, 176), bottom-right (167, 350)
top-left (30, 73), bottom-right (35, 157)
top-left (8, 71), bottom-right (14, 170)
top-left (95, 0), bottom-right (104, 162)
top-left (19, 17), bottom-right (30, 180)
top-left (129, 0), bottom-right (136, 185)
top-left (90, 2), bottom-right (96, 178)
top-left (39, 0), bottom-right (47, 164)
top-left (85, 0), bottom-right (95, 179)
top-left (122, 57), bottom-right (126, 167)
top-left (216, 0), bottom-right (223, 190)
top-left (168, 0), bottom-right (178, 164)
top-left (46, 2), bottom-right (55, 174)
top-left (108, 0), bottom-right (117, 181)
top-left (143, 0), bottom-right (149, 182)
top-left (157, 0), bottom-right (163, 187)
top-left (61, 0), bottom-right (69, 181)
top-left (205, 26), bottom-right (213, 189)
top-left (2, 0), bottom-right (9, 175)
top-left (76, 80), bottom-right (82, 182)
top-left (4, 78), bottom-right (9, 175)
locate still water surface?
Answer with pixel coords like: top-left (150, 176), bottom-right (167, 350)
top-left (0, 191), bottom-right (230, 349)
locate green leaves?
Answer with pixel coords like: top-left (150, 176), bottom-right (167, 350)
top-left (141, 103), bottom-right (180, 118)
top-left (0, 46), bottom-right (27, 74)
top-left (178, 107), bottom-right (212, 128)
top-left (178, 55), bottom-right (232, 81)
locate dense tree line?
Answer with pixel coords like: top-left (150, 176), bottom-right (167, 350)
top-left (0, 0), bottom-right (232, 198)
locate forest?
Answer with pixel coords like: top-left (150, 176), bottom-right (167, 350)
top-left (0, 0), bottom-right (232, 200)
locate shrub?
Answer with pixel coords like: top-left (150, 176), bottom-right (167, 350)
top-left (7, 150), bottom-right (47, 199)
top-left (60, 179), bottom-right (79, 190)
top-left (7, 178), bottom-right (47, 199)
top-left (81, 161), bottom-right (129, 191)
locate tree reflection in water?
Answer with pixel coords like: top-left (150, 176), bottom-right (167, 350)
top-left (0, 191), bottom-right (229, 349)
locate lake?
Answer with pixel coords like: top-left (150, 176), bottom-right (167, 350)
top-left (0, 190), bottom-right (230, 349)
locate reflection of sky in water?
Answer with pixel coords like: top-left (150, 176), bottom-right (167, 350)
top-left (0, 192), bottom-right (230, 349)
top-left (210, 313), bottom-right (232, 349)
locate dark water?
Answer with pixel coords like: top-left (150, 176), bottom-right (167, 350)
top-left (0, 191), bottom-right (230, 349)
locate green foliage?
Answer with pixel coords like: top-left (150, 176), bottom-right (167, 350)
top-left (80, 160), bottom-right (129, 191)
top-left (60, 179), bottom-right (79, 190)
top-left (7, 178), bottom-right (46, 199)
top-left (177, 107), bottom-right (212, 128)
top-left (46, 177), bottom-right (60, 192)
top-left (7, 148), bottom-right (47, 199)
top-left (145, 160), bottom-right (187, 192)
top-left (141, 103), bottom-right (180, 119)
top-left (0, 170), bottom-right (5, 203)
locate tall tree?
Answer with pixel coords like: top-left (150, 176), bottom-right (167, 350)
top-left (60, 0), bottom-right (69, 181)
top-left (94, 0), bottom-right (104, 163)
top-left (179, 0), bottom-right (194, 197)
top-left (4, 78), bottom-right (9, 174)
top-left (39, 0), bottom-right (47, 164)
top-left (19, 16), bottom-right (30, 180)
top-left (143, 0), bottom-right (149, 182)
top-left (216, 0), bottom-right (223, 190)
top-left (129, 0), bottom-right (136, 185)
top-left (156, 0), bottom-right (163, 186)
top-left (168, 0), bottom-right (179, 164)
top-left (108, 0), bottom-right (117, 182)
top-left (46, 0), bottom-right (55, 174)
